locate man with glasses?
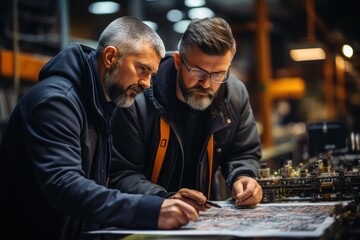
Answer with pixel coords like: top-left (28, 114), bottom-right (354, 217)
top-left (110, 17), bottom-right (263, 211)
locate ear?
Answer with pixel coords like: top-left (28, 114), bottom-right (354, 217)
top-left (103, 46), bottom-right (118, 69)
top-left (173, 51), bottom-right (181, 71)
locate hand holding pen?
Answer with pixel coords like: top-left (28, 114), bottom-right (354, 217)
top-left (171, 188), bottom-right (221, 212)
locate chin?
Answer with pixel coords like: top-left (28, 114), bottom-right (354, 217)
top-left (115, 97), bottom-right (135, 108)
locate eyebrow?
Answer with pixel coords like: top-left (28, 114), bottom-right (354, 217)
top-left (140, 63), bottom-right (158, 77)
top-left (182, 55), bottom-right (228, 74)
top-left (186, 60), bottom-right (227, 74)
top-left (193, 66), bottom-right (227, 75)
top-left (138, 62), bottom-right (154, 73)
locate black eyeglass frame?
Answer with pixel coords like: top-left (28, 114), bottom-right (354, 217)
top-left (180, 55), bottom-right (230, 84)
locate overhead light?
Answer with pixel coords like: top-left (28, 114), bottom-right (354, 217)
top-left (143, 21), bottom-right (158, 31)
top-left (88, 1), bottom-right (120, 15)
top-left (342, 44), bottom-right (353, 58)
top-left (188, 7), bottom-right (214, 19)
top-left (185, 0), bottom-right (206, 8)
top-left (290, 48), bottom-right (325, 61)
top-left (173, 20), bottom-right (191, 33)
top-left (167, 9), bottom-right (184, 22)
top-left (289, 42), bottom-right (326, 61)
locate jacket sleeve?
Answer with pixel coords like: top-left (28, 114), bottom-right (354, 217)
top-left (110, 103), bottom-right (169, 197)
top-left (22, 89), bottom-right (164, 229)
top-left (220, 78), bottom-right (262, 188)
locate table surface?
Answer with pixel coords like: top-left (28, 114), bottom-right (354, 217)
top-left (83, 200), bottom-right (351, 240)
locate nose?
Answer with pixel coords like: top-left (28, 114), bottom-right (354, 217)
top-left (139, 75), bottom-right (151, 89)
top-left (198, 75), bottom-right (211, 88)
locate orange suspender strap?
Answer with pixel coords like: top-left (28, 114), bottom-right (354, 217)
top-left (151, 117), bottom-right (170, 183)
top-left (151, 117), bottom-right (214, 199)
top-left (207, 134), bottom-right (214, 199)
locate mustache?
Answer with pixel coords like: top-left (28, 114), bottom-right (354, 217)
top-left (188, 85), bottom-right (214, 96)
top-left (127, 84), bottom-right (145, 96)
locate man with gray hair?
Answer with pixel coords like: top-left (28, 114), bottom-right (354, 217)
top-left (0, 16), bottom-right (198, 240)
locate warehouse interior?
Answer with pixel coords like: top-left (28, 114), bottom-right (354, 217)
top-left (1, 0), bottom-right (360, 164)
top-left (1, 0), bottom-right (360, 238)
top-left (1, 0), bottom-right (360, 173)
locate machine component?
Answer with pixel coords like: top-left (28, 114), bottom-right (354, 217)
top-left (256, 121), bottom-right (360, 239)
top-left (258, 121), bottom-right (359, 203)
top-left (257, 159), bottom-right (360, 203)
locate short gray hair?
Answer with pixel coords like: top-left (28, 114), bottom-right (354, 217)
top-left (96, 16), bottom-right (165, 59)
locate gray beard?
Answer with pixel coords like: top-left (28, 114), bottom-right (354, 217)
top-left (108, 83), bottom-right (142, 108)
top-left (178, 72), bottom-right (215, 110)
top-left (113, 91), bottom-right (135, 108)
top-left (185, 94), bottom-right (213, 110)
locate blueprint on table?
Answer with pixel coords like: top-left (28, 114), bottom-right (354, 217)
top-left (86, 201), bottom-right (348, 238)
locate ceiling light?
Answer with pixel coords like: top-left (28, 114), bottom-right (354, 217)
top-left (290, 48), bottom-right (326, 61)
top-left (289, 42), bottom-right (326, 61)
top-left (184, 0), bottom-right (206, 8)
top-left (88, 1), bottom-right (120, 15)
top-left (188, 7), bottom-right (214, 19)
top-left (143, 21), bottom-right (158, 31)
top-left (342, 44), bottom-right (353, 58)
top-left (173, 20), bottom-right (191, 33)
top-left (167, 9), bottom-right (184, 22)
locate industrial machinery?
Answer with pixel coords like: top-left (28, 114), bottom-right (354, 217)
top-left (257, 121), bottom-right (359, 203)
top-left (257, 121), bottom-right (360, 238)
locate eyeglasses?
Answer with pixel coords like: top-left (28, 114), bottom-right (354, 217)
top-left (181, 55), bottom-right (229, 84)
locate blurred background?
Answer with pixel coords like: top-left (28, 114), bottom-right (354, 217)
top-left (1, 0), bottom-right (359, 168)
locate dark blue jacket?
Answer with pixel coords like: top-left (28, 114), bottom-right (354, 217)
top-left (110, 54), bottom-right (261, 199)
top-left (0, 43), bottom-right (163, 240)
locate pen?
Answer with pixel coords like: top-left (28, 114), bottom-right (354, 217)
top-left (205, 200), bottom-right (222, 208)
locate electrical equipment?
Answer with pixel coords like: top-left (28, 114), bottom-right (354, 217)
top-left (257, 158), bottom-right (360, 203)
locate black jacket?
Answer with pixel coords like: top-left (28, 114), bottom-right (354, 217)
top-left (0, 43), bottom-right (163, 240)
top-left (110, 54), bottom-right (261, 199)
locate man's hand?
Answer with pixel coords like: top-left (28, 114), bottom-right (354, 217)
top-left (232, 176), bottom-right (262, 206)
top-left (158, 199), bottom-right (199, 229)
top-left (171, 188), bottom-right (209, 211)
